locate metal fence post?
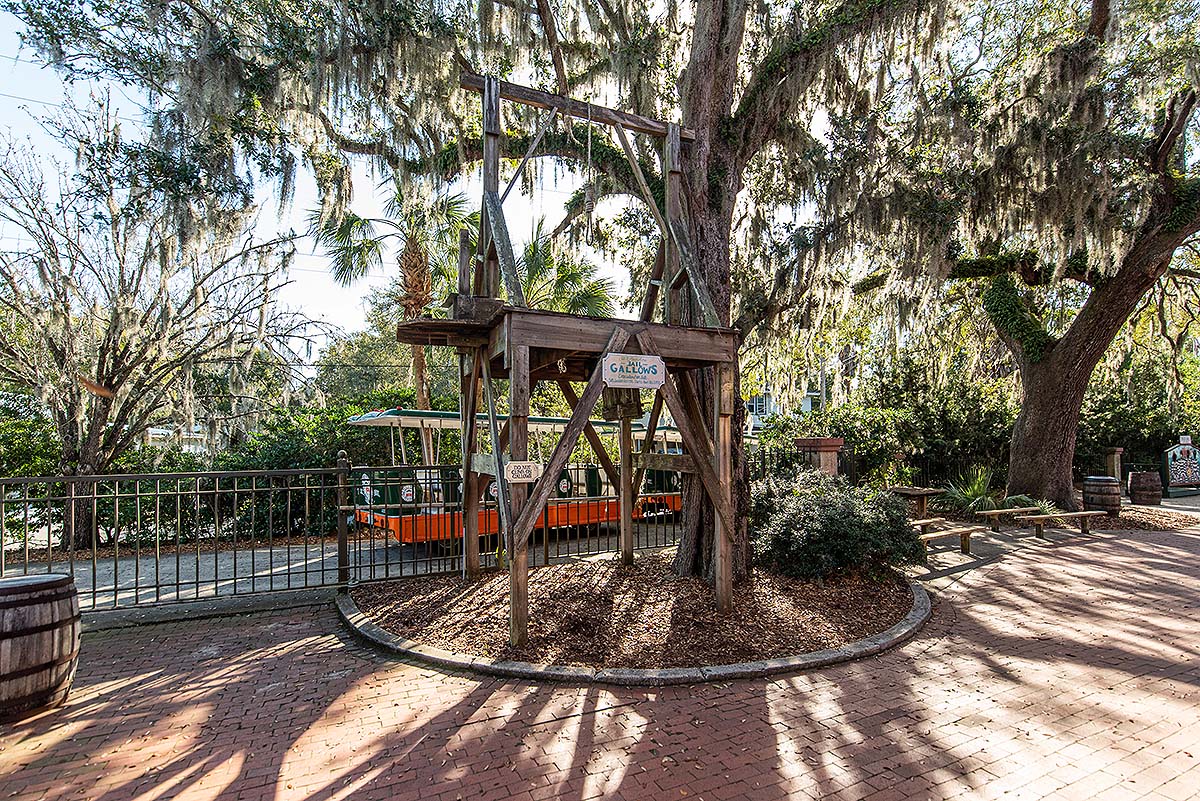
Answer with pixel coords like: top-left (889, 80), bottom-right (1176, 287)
top-left (336, 450), bottom-right (351, 588)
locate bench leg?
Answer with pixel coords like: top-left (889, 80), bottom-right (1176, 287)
top-left (960, 531), bottom-right (971, 555)
top-left (1081, 518), bottom-right (1090, 535)
top-left (1035, 523), bottom-right (1045, 539)
top-left (992, 520), bottom-right (1000, 533)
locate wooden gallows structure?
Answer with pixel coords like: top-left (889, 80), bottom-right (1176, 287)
top-left (396, 75), bottom-right (739, 647)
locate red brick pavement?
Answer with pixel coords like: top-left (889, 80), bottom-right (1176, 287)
top-left (2, 528), bottom-right (1199, 801)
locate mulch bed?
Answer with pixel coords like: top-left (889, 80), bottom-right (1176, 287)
top-left (1101, 505), bottom-right (1199, 531)
top-left (350, 551), bottom-right (913, 669)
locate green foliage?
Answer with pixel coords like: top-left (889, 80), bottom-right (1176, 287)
top-left (0, 393), bottom-right (60, 477)
top-left (759, 353), bottom-right (1017, 483)
top-left (751, 467), bottom-right (925, 579)
top-left (217, 390), bottom-right (424, 470)
top-left (982, 275), bottom-right (1055, 363)
top-left (933, 466), bottom-right (1052, 514)
top-left (517, 221), bottom-right (616, 317)
top-left (1077, 351), bottom-right (1200, 468)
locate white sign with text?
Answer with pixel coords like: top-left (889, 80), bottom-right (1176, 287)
top-left (602, 353), bottom-right (666, 389)
top-left (504, 461), bottom-right (544, 484)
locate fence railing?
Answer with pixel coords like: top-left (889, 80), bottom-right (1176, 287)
top-left (746, 444), bottom-right (860, 485)
top-left (1, 458), bottom-right (683, 610)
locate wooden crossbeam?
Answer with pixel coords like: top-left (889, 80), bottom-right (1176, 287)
top-left (510, 327), bottom-right (631, 550)
top-left (637, 452), bottom-right (696, 473)
top-left (635, 330), bottom-right (733, 536)
top-left (556, 379), bottom-right (620, 489)
top-left (482, 191), bottom-right (526, 306)
top-left (461, 74), bottom-right (695, 141)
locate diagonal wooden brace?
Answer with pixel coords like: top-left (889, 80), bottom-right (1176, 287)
top-left (510, 326), bottom-right (631, 550)
top-left (634, 330), bottom-right (733, 537)
top-left (557, 380), bottom-right (620, 489)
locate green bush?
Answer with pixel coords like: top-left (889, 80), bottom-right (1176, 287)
top-left (751, 467), bottom-right (926, 579)
top-left (934, 466), bottom-right (1054, 515)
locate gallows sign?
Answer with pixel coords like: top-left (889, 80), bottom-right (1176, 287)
top-left (602, 353), bottom-right (666, 389)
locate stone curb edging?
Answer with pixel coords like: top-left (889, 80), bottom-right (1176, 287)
top-left (335, 580), bottom-right (932, 686)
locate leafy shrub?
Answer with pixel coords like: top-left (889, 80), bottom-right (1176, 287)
top-left (751, 467), bottom-right (926, 579)
top-left (934, 466), bottom-right (1055, 515)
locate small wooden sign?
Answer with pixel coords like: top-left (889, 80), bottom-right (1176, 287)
top-left (602, 353), bottom-right (665, 389)
top-left (504, 461), bottom-right (544, 483)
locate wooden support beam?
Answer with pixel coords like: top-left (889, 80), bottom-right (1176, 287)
top-left (460, 349), bottom-right (482, 578)
top-left (637, 452), bottom-right (696, 473)
top-left (664, 124), bottom-right (683, 325)
top-left (461, 73), bottom-right (696, 141)
top-left (631, 391), bottom-right (665, 497)
top-left (511, 327), bottom-right (631, 550)
top-left (483, 191), bottom-right (526, 306)
top-left (619, 417), bottom-right (633, 565)
top-left (667, 216), bottom-right (720, 327)
top-left (713, 362), bottom-right (734, 612)
top-left (481, 355), bottom-right (512, 542)
top-left (556, 379), bottom-right (620, 489)
top-left (456, 229), bottom-right (472, 304)
top-left (509, 344), bottom-right (530, 647)
top-left (476, 76), bottom-right (502, 298)
top-left (613, 123), bottom-right (669, 240)
top-left (639, 241), bottom-right (666, 322)
top-left (635, 330), bottom-right (733, 536)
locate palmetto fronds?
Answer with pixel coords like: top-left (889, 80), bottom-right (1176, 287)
top-left (517, 221), bottom-right (615, 317)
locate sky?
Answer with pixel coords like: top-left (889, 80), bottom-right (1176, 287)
top-left (0, 14), bottom-right (633, 356)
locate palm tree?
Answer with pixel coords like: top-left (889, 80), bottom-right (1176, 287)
top-left (315, 205), bottom-right (617, 463)
top-left (314, 191), bottom-right (477, 463)
top-left (517, 221), bottom-right (616, 317)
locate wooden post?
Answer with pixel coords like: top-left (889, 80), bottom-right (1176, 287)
top-left (461, 350), bottom-right (482, 578)
top-left (336, 450), bottom-right (350, 587)
top-left (509, 345), bottom-right (530, 647)
top-left (663, 124), bottom-right (683, 325)
top-left (714, 363), bottom-right (734, 612)
top-left (619, 417), bottom-right (633, 565)
top-left (457, 228), bottom-right (472, 301)
top-left (476, 76), bottom-right (502, 298)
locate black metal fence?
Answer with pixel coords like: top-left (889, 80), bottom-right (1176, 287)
top-left (746, 444), bottom-right (860, 485)
top-left (1, 458), bottom-right (682, 610)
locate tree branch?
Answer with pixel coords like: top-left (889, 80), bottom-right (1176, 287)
top-left (731, 0), bottom-right (921, 163)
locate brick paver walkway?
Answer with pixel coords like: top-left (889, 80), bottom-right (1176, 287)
top-left (3, 528), bottom-right (1199, 801)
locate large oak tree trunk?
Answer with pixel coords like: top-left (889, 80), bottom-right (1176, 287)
top-left (1006, 361), bottom-right (1088, 510)
top-left (1000, 258), bottom-right (1165, 509)
top-left (671, 163), bottom-right (752, 582)
top-left (668, 0), bottom-right (753, 582)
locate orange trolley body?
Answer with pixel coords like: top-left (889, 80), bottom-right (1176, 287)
top-left (354, 493), bottom-right (683, 544)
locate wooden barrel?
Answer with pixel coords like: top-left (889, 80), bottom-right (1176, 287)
top-left (1128, 471), bottom-right (1163, 506)
top-left (1083, 475), bottom-right (1122, 517)
top-left (0, 574), bottom-right (80, 721)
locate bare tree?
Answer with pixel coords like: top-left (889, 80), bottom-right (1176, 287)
top-left (0, 103), bottom-right (316, 520)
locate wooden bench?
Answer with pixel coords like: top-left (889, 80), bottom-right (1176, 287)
top-left (913, 522), bottom-right (982, 555)
top-left (1015, 510), bottom-right (1110, 538)
top-left (975, 506), bottom-right (1042, 532)
top-left (910, 517), bottom-right (946, 537)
